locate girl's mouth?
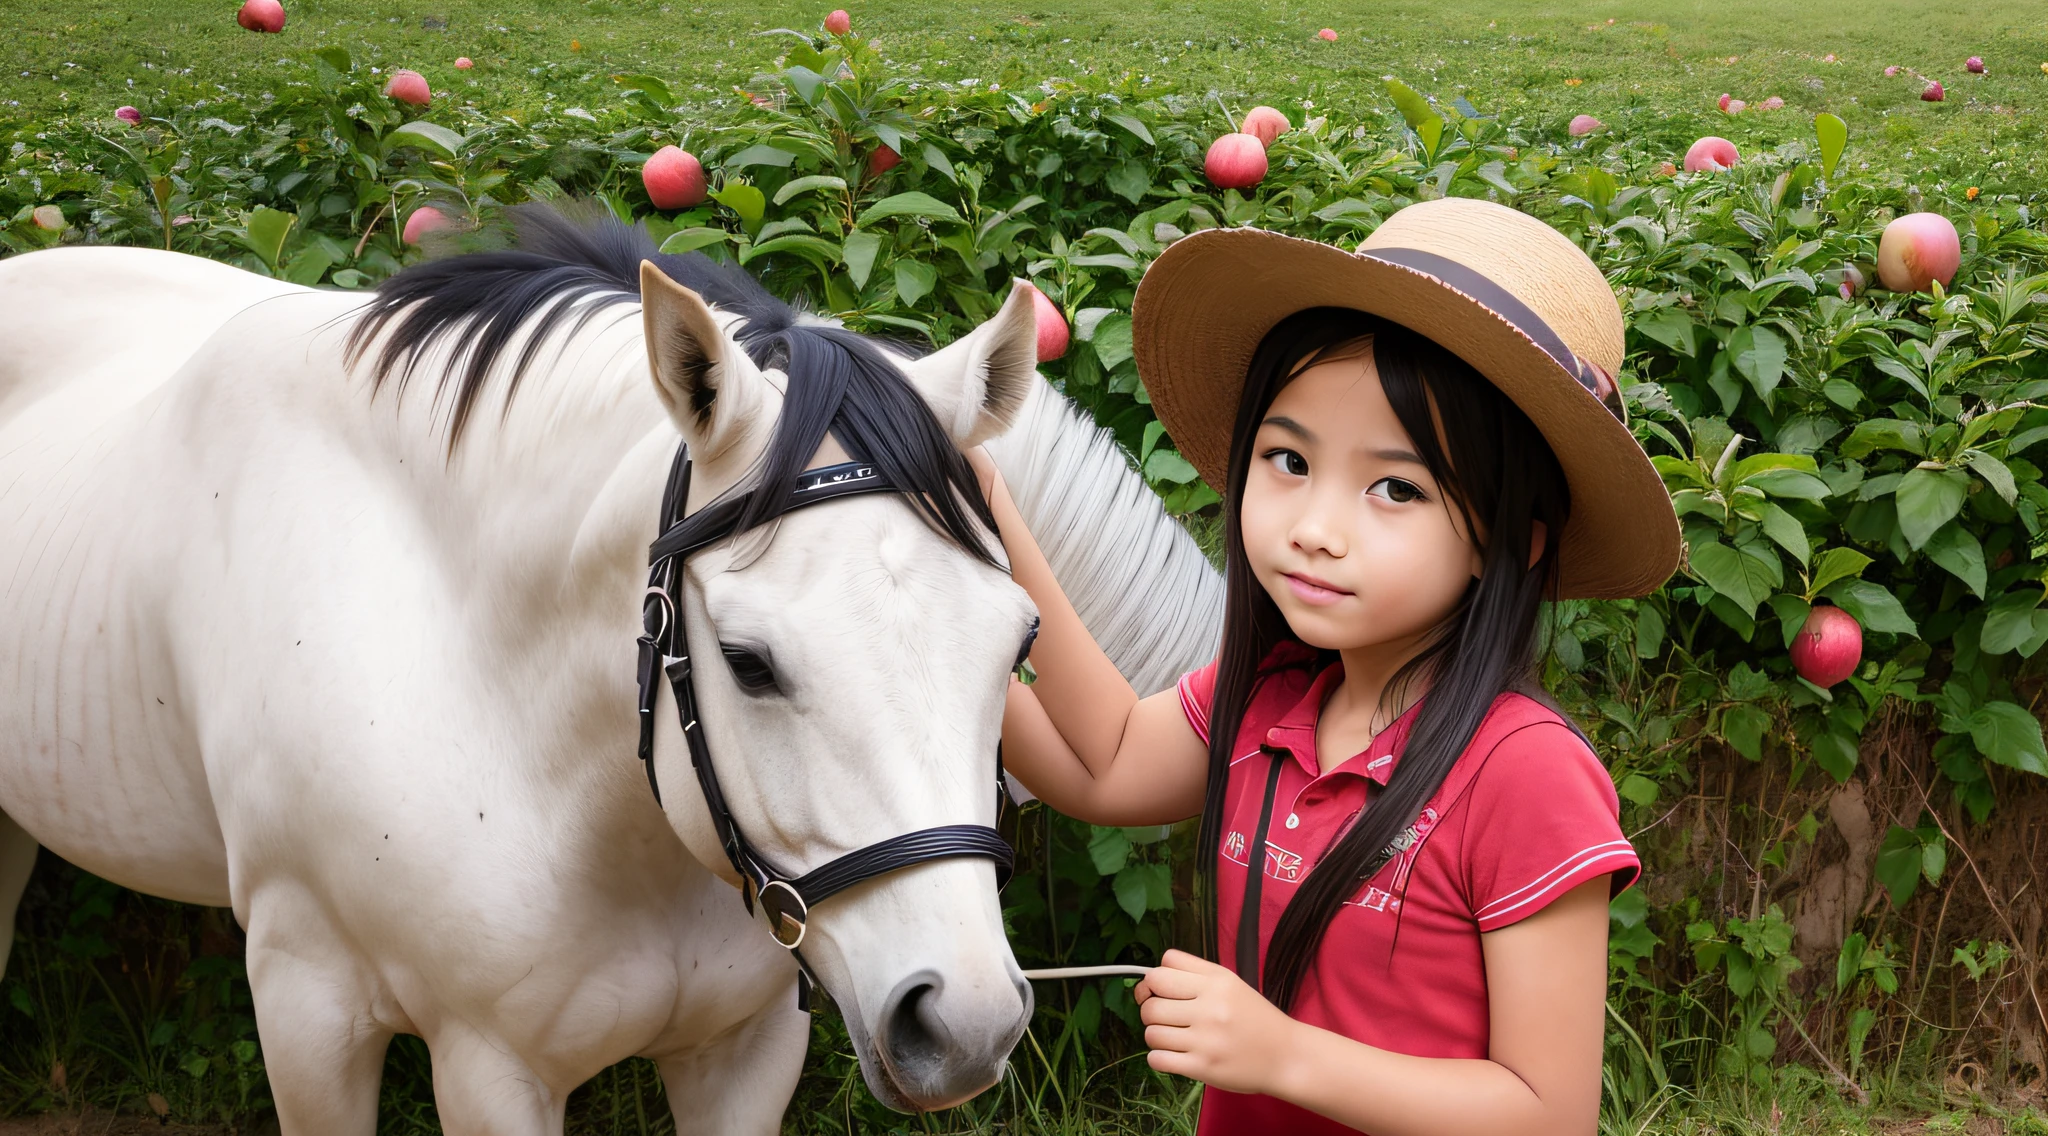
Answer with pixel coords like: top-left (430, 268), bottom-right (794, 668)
top-left (1282, 571), bottom-right (1353, 606)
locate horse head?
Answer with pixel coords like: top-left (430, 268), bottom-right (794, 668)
top-left (637, 254), bottom-right (1043, 1111)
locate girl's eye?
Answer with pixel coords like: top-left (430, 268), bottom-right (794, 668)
top-left (1263, 449), bottom-right (1309, 477)
top-left (1368, 477), bottom-right (1426, 504)
top-left (721, 645), bottom-right (779, 692)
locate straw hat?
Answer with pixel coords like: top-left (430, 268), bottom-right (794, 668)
top-left (1131, 197), bottom-right (1679, 600)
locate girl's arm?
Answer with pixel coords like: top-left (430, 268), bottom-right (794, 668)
top-left (970, 450), bottom-right (1209, 827)
top-left (1135, 875), bottom-right (1612, 1136)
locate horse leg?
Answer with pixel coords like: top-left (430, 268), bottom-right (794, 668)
top-left (245, 927), bottom-right (391, 1135)
top-left (0, 810), bottom-right (37, 978)
top-left (426, 1023), bottom-right (567, 1136)
top-left (657, 997), bottom-right (811, 1136)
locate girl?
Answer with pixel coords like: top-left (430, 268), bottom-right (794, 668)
top-left (978, 197), bottom-right (1681, 1135)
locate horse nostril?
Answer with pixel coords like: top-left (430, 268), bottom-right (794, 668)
top-left (880, 974), bottom-right (952, 1077)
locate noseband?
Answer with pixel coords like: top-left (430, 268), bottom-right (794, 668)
top-left (633, 441), bottom-right (1015, 1009)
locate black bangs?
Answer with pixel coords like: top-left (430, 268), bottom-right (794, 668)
top-left (341, 201), bottom-right (996, 566)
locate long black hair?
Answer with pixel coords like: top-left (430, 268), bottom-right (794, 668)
top-left (1192, 307), bottom-right (1573, 1012)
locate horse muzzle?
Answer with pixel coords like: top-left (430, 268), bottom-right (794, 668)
top-left (863, 966), bottom-right (1033, 1112)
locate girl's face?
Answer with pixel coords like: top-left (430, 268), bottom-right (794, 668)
top-left (1239, 345), bottom-right (1483, 657)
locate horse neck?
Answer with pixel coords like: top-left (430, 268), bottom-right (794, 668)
top-left (982, 380), bottom-right (1223, 695)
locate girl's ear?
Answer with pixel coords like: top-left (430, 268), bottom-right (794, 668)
top-left (1528, 519), bottom-right (1548, 571)
top-left (640, 259), bottom-right (771, 464)
top-left (902, 279), bottom-right (1039, 447)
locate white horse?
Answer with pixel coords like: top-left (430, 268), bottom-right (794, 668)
top-left (0, 205), bottom-right (1220, 1133)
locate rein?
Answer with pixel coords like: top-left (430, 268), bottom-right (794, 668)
top-left (634, 441), bottom-right (1015, 1010)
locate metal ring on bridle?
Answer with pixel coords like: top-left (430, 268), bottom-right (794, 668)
top-left (758, 880), bottom-right (809, 950)
top-left (641, 586), bottom-right (674, 642)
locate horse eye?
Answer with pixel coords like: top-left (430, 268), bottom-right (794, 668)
top-left (1014, 617), bottom-right (1040, 669)
top-left (720, 645), bottom-right (779, 692)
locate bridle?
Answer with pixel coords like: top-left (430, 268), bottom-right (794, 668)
top-left (633, 440), bottom-right (1016, 1010)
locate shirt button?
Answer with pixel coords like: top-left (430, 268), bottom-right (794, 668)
top-left (1284, 813), bottom-right (1300, 829)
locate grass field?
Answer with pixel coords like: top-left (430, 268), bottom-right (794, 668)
top-left (7, 0), bottom-right (2048, 184)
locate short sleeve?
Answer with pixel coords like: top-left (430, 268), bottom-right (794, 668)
top-left (1175, 659), bottom-right (1219, 745)
top-left (1462, 720), bottom-right (1640, 933)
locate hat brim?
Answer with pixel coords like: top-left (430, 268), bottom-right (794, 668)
top-left (1132, 226), bottom-right (1680, 600)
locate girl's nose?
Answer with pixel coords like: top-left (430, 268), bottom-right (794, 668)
top-left (1289, 498), bottom-right (1349, 559)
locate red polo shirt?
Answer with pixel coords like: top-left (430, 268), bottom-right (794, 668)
top-left (1176, 643), bottom-right (1639, 1135)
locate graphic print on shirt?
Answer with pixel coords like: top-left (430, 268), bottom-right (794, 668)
top-left (1343, 806), bottom-right (1439, 916)
top-left (1222, 829), bottom-right (1249, 867)
top-left (1264, 840), bottom-right (1305, 883)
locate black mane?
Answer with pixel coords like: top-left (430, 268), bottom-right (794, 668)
top-left (345, 201), bottom-right (996, 564)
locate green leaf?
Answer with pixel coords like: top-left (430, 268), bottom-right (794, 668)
top-left (1822, 579), bottom-right (1918, 636)
top-left (1815, 112), bottom-right (1848, 180)
top-left (658, 227), bottom-right (732, 254)
top-left (1619, 774), bottom-right (1660, 806)
top-left (1966, 701), bottom-right (2048, 776)
top-left (385, 120), bottom-right (464, 159)
top-left (740, 234), bottom-right (842, 266)
top-left (1980, 588), bottom-right (2048, 656)
top-left (1633, 310), bottom-right (1698, 357)
top-left (1894, 467), bottom-right (1970, 549)
top-left (724, 142), bottom-right (799, 168)
top-left (613, 73), bottom-right (676, 106)
top-left (1689, 539), bottom-right (1775, 617)
top-left (1758, 503), bottom-right (1811, 566)
top-left (1924, 523), bottom-right (1987, 598)
top-left (710, 183), bottom-right (767, 229)
top-left (1744, 469), bottom-right (1833, 500)
top-left (1728, 325), bottom-right (1787, 399)
top-left (1875, 825), bottom-right (1923, 907)
top-left (1143, 448), bottom-right (1201, 485)
top-left (1837, 932), bottom-right (1867, 991)
top-left (892, 259), bottom-right (937, 306)
top-left (1813, 730), bottom-right (1860, 782)
top-left (1087, 826), bottom-right (1132, 875)
top-left (1721, 704), bottom-right (1770, 762)
top-left (1105, 160), bottom-right (1151, 206)
top-left (1807, 547), bottom-right (1873, 599)
top-left (1111, 862), bottom-right (1173, 920)
top-left (1960, 449), bottom-right (2019, 504)
top-left (241, 206), bottom-right (295, 273)
top-left (1104, 114), bottom-right (1155, 146)
top-left (771, 174), bottom-right (848, 206)
top-left (842, 229), bottom-right (882, 289)
top-left (1383, 77), bottom-right (1441, 134)
top-left (280, 244), bottom-right (334, 286)
top-left (856, 191), bottom-right (963, 226)
top-left (1091, 313), bottom-right (1134, 371)
top-left (921, 142), bottom-right (957, 183)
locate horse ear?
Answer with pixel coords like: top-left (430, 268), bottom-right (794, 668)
top-left (903, 279), bottom-right (1039, 447)
top-left (640, 259), bottom-right (768, 462)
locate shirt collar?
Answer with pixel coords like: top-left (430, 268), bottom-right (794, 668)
top-left (1261, 659), bottom-right (1425, 786)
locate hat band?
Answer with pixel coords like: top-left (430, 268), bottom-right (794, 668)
top-left (1357, 246), bottom-right (1624, 421)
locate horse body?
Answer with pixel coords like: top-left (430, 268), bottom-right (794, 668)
top-left (0, 213), bottom-right (1221, 1132)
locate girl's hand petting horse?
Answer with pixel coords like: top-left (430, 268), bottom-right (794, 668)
top-left (1135, 949), bottom-right (1298, 1095)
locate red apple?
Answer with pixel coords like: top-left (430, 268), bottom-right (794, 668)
top-left (454, 57), bottom-right (474, 70)
top-left (1966, 56), bottom-right (1985, 73)
top-left (1884, 65), bottom-right (1901, 77)
top-left (115, 105), bottom-right (142, 125)
top-left (1023, 282), bottom-right (1067, 362)
top-left (1240, 105), bottom-right (1290, 148)
top-left (1204, 132), bottom-right (1268, 189)
top-left (385, 69), bottom-right (432, 107)
top-left (642, 145), bottom-right (708, 210)
top-left (866, 144), bottom-right (901, 176)
top-left (824, 9), bottom-right (851, 35)
top-left (236, 0), bottom-right (286, 33)
top-left (402, 206), bottom-right (450, 245)
top-left (31, 204), bottom-right (64, 231)
top-left (1725, 98), bottom-right (1747, 114)
top-left (1789, 605), bottom-right (1863, 688)
top-left (1921, 80), bottom-right (1945, 101)
top-left (1316, 28), bottom-right (1338, 42)
top-left (1717, 92), bottom-right (1732, 112)
top-left (1567, 114), bottom-right (1601, 136)
top-left (1759, 95), bottom-right (1785, 110)
top-left (1877, 212), bottom-right (1961, 292)
top-left (1683, 136), bottom-right (1739, 172)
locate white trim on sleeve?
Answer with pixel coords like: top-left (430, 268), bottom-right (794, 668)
top-left (1474, 840), bottom-right (1637, 925)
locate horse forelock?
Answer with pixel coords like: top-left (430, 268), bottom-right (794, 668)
top-left (339, 199), bottom-right (996, 568)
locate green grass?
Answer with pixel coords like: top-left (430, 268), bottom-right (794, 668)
top-left (6, 0), bottom-right (2048, 186)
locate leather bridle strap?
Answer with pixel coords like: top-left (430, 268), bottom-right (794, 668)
top-left (633, 441), bottom-right (1016, 1010)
